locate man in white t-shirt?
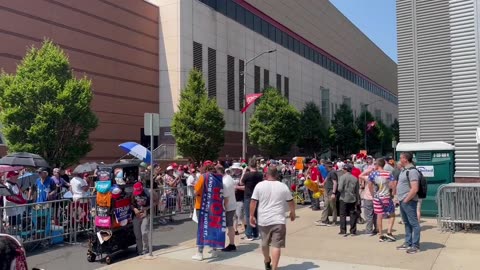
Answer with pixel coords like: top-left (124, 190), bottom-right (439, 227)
top-left (250, 166), bottom-right (296, 270)
top-left (70, 173), bottom-right (89, 202)
top-left (219, 166), bottom-right (237, 252)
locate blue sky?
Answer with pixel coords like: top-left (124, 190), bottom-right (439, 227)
top-left (329, 0), bottom-right (397, 62)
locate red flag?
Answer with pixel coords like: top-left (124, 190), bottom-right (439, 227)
top-left (241, 93), bottom-right (263, 113)
top-left (366, 121), bottom-right (377, 132)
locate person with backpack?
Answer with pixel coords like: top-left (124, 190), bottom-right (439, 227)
top-left (396, 152), bottom-right (424, 254)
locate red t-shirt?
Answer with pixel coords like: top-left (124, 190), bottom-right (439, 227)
top-left (351, 167), bottom-right (361, 180)
top-left (310, 167), bottom-right (323, 183)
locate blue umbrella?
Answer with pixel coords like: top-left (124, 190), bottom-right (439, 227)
top-left (119, 142), bottom-right (152, 163)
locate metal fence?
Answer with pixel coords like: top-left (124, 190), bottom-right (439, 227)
top-left (1, 186), bottom-right (194, 248)
top-left (0, 196), bottom-right (96, 247)
top-left (436, 183), bottom-right (480, 231)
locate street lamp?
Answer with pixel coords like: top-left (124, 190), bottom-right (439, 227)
top-left (242, 49), bottom-right (277, 160)
top-left (363, 99), bottom-right (383, 151)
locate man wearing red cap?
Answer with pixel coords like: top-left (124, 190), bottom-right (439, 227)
top-left (307, 159), bottom-right (323, 211)
top-left (2, 171), bottom-right (26, 230)
top-left (131, 182), bottom-right (151, 255)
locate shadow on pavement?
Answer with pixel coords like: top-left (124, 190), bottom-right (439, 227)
top-left (207, 243), bottom-right (259, 263)
top-left (420, 242), bottom-right (445, 251)
top-left (281, 261), bottom-right (319, 270)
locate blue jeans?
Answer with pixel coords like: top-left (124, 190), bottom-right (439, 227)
top-left (400, 200), bottom-right (421, 248)
top-left (244, 198), bottom-right (258, 238)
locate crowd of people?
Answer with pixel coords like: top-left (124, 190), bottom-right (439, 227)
top-left (0, 152), bottom-right (423, 270)
top-left (189, 152), bottom-right (423, 270)
top-left (304, 153), bottom-right (422, 254)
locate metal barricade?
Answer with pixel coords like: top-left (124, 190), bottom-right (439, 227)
top-left (436, 183), bottom-right (480, 231)
top-left (152, 186), bottom-right (194, 222)
top-left (0, 196), bottom-right (96, 247)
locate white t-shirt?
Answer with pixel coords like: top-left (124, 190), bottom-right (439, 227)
top-left (251, 180), bottom-right (293, 226)
top-left (186, 174), bottom-right (196, 197)
top-left (222, 174), bottom-right (237, 212)
top-left (70, 176), bottom-right (88, 201)
top-left (2, 182), bottom-right (25, 220)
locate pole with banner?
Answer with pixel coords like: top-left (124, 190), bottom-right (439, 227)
top-left (241, 93), bottom-right (263, 160)
top-left (144, 113), bottom-right (159, 257)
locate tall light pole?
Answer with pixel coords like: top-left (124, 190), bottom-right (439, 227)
top-left (242, 49), bottom-right (276, 160)
top-left (363, 99), bottom-right (383, 151)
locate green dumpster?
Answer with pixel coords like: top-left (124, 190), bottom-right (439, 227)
top-left (396, 142), bottom-right (455, 217)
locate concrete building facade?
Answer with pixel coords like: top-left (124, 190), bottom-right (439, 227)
top-left (0, 0), bottom-right (398, 162)
top-left (397, 0), bottom-right (480, 182)
top-left (152, 0), bottom-right (398, 157)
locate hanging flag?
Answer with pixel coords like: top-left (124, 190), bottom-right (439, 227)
top-left (241, 93), bottom-right (263, 113)
top-left (367, 121), bottom-right (377, 132)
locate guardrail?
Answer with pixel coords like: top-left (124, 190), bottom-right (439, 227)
top-left (0, 196), bottom-right (96, 247)
top-left (1, 186), bottom-right (194, 248)
top-left (436, 183), bottom-right (480, 231)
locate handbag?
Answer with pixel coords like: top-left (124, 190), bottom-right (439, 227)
top-left (95, 181), bottom-right (112, 194)
top-left (95, 216), bottom-right (111, 228)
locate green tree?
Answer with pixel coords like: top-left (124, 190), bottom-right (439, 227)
top-left (297, 102), bottom-right (329, 156)
top-left (171, 69), bottom-right (225, 162)
top-left (0, 40), bottom-right (98, 167)
top-left (330, 103), bottom-right (361, 157)
top-left (249, 87), bottom-right (300, 157)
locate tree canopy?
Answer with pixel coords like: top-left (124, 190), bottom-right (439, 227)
top-left (249, 88), bottom-right (300, 158)
top-left (171, 69), bottom-right (225, 162)
top-left (0, 40), bottom-right (98, 167)
top-left (297, 101), bottom-right (329, 156)
top-left (330, 103), bottom-right (361, 157)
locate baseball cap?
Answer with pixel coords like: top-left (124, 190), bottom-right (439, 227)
top-left (343, 164), bottom-right (353, 172)
top-left (37, 167), bottom-right (49, 173)
top-left (203, 160), bottom-right (213, 167)
top-left (367, 155), bottom-right (373, 160)
top-left (325, 161), bottom-right (333, 167)
top-left (166, 166), bottom-right (174, 171)
top-left (133, 182), bottom-right (144, 196)
top-left (310, 159), bottom-right (318, 164)
top-left (111, 185), bottom-right (122, 199)
top-left (171, 163), bottom-right (178, 169)
top-left (6, 171), bottom-right (19, 178)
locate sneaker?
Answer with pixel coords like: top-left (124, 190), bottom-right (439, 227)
top-left (396, 243), bottom-right (410, 250)
top-left (246, 237), bottom-right (254, 241)
top-left (210, 250), bottom-right (219, 258)
top-left (406, 246), bottom-right (420, 254)
top-left (315, 221), bottom-right (329, 226)
top-left (384, 233), bottom-right (397, 242)
top-left (338, 231), bottom-right (347, 236)
top-left (253, 236), bottom-right (261, 241)
top-left (192, 253), bottom-right (203, 261)
top-left (221, 244), bottom-right (237, 252)
top-left (379, 235), bottom-right (386, 242)
top-left (264, 259), bottom-right (272, 270)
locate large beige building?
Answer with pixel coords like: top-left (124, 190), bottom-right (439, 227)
top-left (149, 0), bottom-right (398, 157)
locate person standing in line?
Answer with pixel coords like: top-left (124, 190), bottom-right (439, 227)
top-left (359, 166), bottom-right (378, 236)
top-left (318, 159), bottom-right (328, 180)
top-left (396, 152), bottom-right (421, 254)
top-left (231, 163), bottom-right (246, 236)
top-left (306, 159), bottom-right (322, 211)
top-left (29, 168), bottom-right (56, 203)
top-left (366, 158), bottom-right (397, 242)
top-left (131, 182), bottom-right (151, 256)
top-left (241, 158), bottom-right (263, 240)
top-left (337, 164), bottom-right (360, 236)
top-left (250, 166), bottom-right (295, 270)
top-left (316, 162), bottom-right (338, 226)
top-left (220, 166), bottom-right (238, 252)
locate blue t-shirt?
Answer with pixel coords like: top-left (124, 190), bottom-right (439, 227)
top-left (318, 165), bottom-right (328, 179)
top-left (35, 177), bottom-right (56, 203)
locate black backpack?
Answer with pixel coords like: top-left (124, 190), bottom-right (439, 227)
top-left (406, 168), bottom-right (427, 199)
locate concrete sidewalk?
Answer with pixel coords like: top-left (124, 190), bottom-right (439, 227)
top-left (100, 207), bottom-right (480, 270)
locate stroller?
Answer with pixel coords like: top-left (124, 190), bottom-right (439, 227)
top-left (86, 161), bottom-right (139, 265)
